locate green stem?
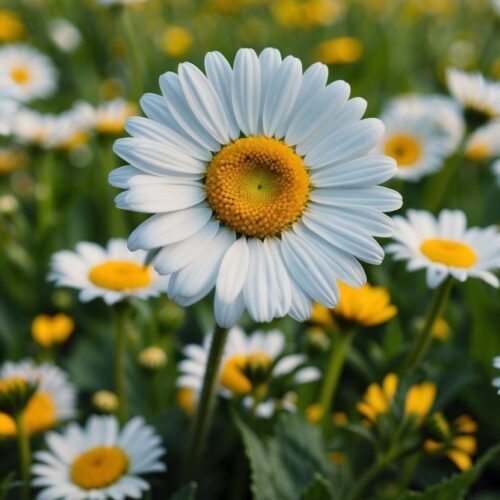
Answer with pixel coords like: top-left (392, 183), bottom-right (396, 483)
top-left (319, 329), bottom-right (355, 427)
top-left (349, 456), bottom-right (388, 500)
top-left (405, 276), bottom-right (454, 371)
top-left (121, 7), bottom-right (144, 99)
top-left (113, 303), bottom-right (128, 425)
top-left (15, 413), bottom-right (31, 500)
top-left (184, 324), bottom-right (229, 482)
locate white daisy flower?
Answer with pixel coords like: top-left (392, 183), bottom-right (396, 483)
top-left (375, 99), bottom-right (454, 181)
top-left (492, 159), bottom-right (500, 186)
top-left (0, 72), bottom-right (20, 135)
top-left (48, 238), bottom-right (169, 305)
top-left (464, 119), bottom-right (500, 162)
top-left (446, 68), bottom-right (500, 119)
top-left (49, 19), bottom-right (82, 53)
top-left (178, 326), bottom-right (320, 417)
top-left (76, 99), bottom-right (137, 135)
top-left (110, 48), bottom-right (402, 327)
top-left (386, 209), bottom-right (500, 288)
top-left (31, 415), bottom-right (166, 500)
top-left (0, 44), bottom-right (57, 102)
top-left (0, 359), bottom-right (76, 438)
top-left (10, 108), bottom-right (58, 147)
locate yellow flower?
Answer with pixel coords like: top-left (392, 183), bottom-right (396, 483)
top-left (306, 403), bottom-right (324, 425)
top-left (31, 313), bottom-right (74, 348)
top-left (405, 382), bottom-right (436, 424)
top-left (272, 0), bottom-right (344, 28)
top-left (312, 282), bottom-right (397, 328)
top-left (161, 26), bottom-right (193, 58)
top-left (314, 37), bottom-right (363, 65)
top-left (137, 346), bottom-right (167, 371)
top-left (177, 387), bottom-right (196, 416)
top-left (357, 373), bottom-right (398, 422)
top-left (0, 147), bottom-right (27, 176)
top-left (0, 10), bottom-right (24, 42)
top-left (424, 414), bottom-right (477, 471)
top-left (432, 318), bottom-right (451, 341)
top-left (92, 390), bottom-right (118, 413)
top-left (332, 411), bottom-right (348, 426)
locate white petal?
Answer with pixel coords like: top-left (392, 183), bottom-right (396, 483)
top-left (108, 165), bottom-right (141, 188)
top-left (231, 49), bottom-right (261, 136)
top-left (128, 204), bottom-right (212, 251)
top-left (426, 265), bottom-right (448, 288)
top-left (273, 354), bottom-right (305, 376)
top-left (294, 367), bottom-right (321, 383)
top-left (214, 290), bottom-right (246, 328)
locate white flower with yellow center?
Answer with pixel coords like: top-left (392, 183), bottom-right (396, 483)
top-left (48, 239), bottom-right (169, 305)
top-left (110, 48), bottom-right (401, 327)
top-left (376, 99), bottom-right (456, 181)
top-left (77, 99), bottom-right (137, 135)
top-left (10, 108), bottom-right (58, 147)
top-left (32, 415), bottom-right (165, 500)
top-left (464, 119), bottom-right (500, 162)
top-left (386, 209), bottom-right (500, 288)
top-left (0, 359), bottom-right (75, 438)
top-left (446, 68), bottom-right (500, 119)
top-left (178, 326), bottom-right (320, 417)
top-left (0, 44), bottom-right (57, 102)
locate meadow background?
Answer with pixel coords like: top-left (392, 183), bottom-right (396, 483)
top-left (0, 0), bottom-right (500, 498)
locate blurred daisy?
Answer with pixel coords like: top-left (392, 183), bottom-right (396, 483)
top-left (49, 18), bottom-right (81, 53)
top-left (48, 239), bottom-right (169, 305)
top-left (77, 99), bottom-right (137, 135)
top-left (0, 72), bottom-right (20, 135)
top-left (446, 68), bottom-right (500, 120)
top-left (0, 359), bottom-right (75, 437)
top-left (10, 108), bottom-right (57, 147)
top-left (0, 44), bottom-right (57, 102)
top-left (376, 99), bottom-right (454, 181)
top-left (44, 109), bottom-right (91, 151)
top-left (178, 326), bottom-right (319, 417)
top-left (311, 281), bottom-right (397, 327)
top-left (0, 146), bottom-right (27, 175)
top-left (386, 209), bottom-right (500, 288)
top-left (32, 415), bottom-right (165, 500)
top-left (464, 119), bottom-right (500, 162)
top-left (110, 47), bottom-right (401, 327)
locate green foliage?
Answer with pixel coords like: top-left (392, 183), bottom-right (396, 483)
top-left (170, 482), bottom-right (197, 500)
top-left (401, 443), bottom-right (500, 500)
top-left (300, 474), bottom-right (334, 500)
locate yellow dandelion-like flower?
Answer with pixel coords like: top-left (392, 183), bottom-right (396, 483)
top-left (31, 313), bottom-right (74, 348)
top-left (357, 372), bottom-right (398, 422)
top-left (314, 37), bottom-right (363, 65)
top-left (161, 26), bottom-right (193, 58)
top-left (0, 10), bottom-right (25, 42)
top-left (404, 382), bottom-right (436, 424)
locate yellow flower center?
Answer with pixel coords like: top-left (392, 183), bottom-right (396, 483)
top-left (95, 119), bottom-right (126, 135)
top-left (420, 239), bottom-right (477, 268)
top-left (0, 376), bottom-right (27, 397)
top-left (205, 137), bottom-right (310, 238)
top-left (465, 143), bottom-right (490, 161)
top-left (0, 391), bottom-right (56, 436)
top-left (71, 447), bottom-right (129, 490)
top-left (10, 65), bottom-right (31, 85)
top-left (219, 351), bottom-right (273, 394)
top-left (88, 261), bottom-right (152, 291)
top-left (384, 133), bottom-right (421, 166)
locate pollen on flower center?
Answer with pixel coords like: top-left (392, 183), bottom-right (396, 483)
top-left (420, 239), bottom-right (477, 268)
top-left (10, 66), bottom-right (30, 85)
top-left (71, 446), bottom-right (129, 490)
top-left (88, 261), bottom-right (152, 291)
top-left (384, 134), bottom-right (421, 166)
top-left (205, 137), bottom-right (310, 238)
top-left (219, 351), bottom-right (273, 394)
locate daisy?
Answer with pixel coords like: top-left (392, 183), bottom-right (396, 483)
top-left (386, 209), bottom-right (500, 288)
top-left (0, 44), bottom-right (57, 102)
top-left (10, 108), bottom-right (58, 148)
top-left (77, 99), bottom-right (137, 135)
top-left (110, 47), bottom-right (402, 327)
top-left (446, 68), bottom-right (500, 120)
top-left (177, 326), bottom-right (320, 417)
top-left (0, 71), bottom-right (20, 135)
top-left (0, 359), bottom-right (76, 437)
top-left (44, 108), bottom-right (91, 151)
top-left (48, 238), bottom-right (169, 305)
top-left (31, 415), bottom-right (165, 500)
top-left (464, 119), bottom-right (500, 162)
top-left (375, 98), bottom-right (456, 181)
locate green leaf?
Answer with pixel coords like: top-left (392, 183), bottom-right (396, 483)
top-left (170, 482), bottom-right (197, 500)
top-left (0, 471), bottom-right (15, 500)
top-left (300, 474), bottom-right (334, 500)
top-left (401, 442), bottom-right (500, 500)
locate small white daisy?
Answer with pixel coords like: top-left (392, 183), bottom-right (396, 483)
top-left (0, 359), bottom-right (76, 438)
top-left (464, 119), bottom-right (500, 162)
top-left (0, 44), bottom-right (57, 102)
top-left (49, 19), bottom-right (82, 53)
top-left (10, 108), bottom-right (58, 147)
top-left (178, 326), bottom-right (320, 417)
top-left (110, 47), bottom-right (401, 328)
top-left (48, 238), bottom-right (169, 305)
top-left (386, 209), bottom-right (500, 288)
top-left (31, 415), bottom-right (165, 500)
top-left (446, 68), bottom-right (500, 119)
top-left (376, 98), bottom-right (456, 181)
top-left (77, 99), bottom-right (137, 135)
top-left (43, 108), bottom-right (91, 151)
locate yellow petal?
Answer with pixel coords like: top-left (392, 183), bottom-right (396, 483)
top-left (446, 449), bottom-right (473, 471)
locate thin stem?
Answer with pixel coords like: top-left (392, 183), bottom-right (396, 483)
top-left (319, 329), bottom-right (355, 427)
top-left (184, 324), bottom-right (229, 482)
top-left (349, 456), bottom-right (388, 500)
top-left (405, 276), bottom-right (454, 371)
top-left (121, 7), bottom-right (144, 99)
top-left (113, 303), bottom-right (128, 425)
top-left (15, 413), bottom-right (31, 500)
